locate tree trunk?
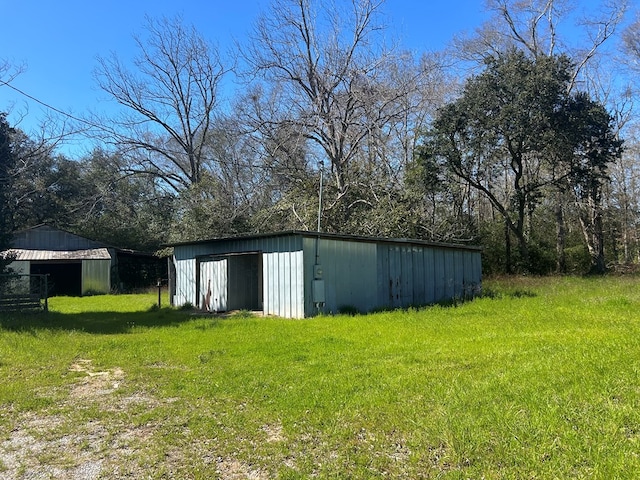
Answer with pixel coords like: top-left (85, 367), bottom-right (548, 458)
top-left (555, 193), bottom-right (566, 273)
top-left (591, 206), bottom-right (606, 274)
top-left (578, 194), bottom-right (606, 275)
top-left (505, 219), bottom-right (512, 274)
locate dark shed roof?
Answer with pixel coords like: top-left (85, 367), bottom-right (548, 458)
top-left (12, 225), bottom-right (110, 251)
top-left (167, 230), bottom-right (481, 252)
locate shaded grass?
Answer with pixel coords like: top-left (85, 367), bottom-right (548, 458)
top-left (2, 277), bottom-right (640, 478)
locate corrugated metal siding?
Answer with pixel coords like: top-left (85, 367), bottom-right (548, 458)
top-left (173, 235), bottom-right (305, 317)
top-left (433, 249), bottom-right (446, 301)
top-left (443, 249), bottom-right (455, 299)
top-left (303, 237), bottom-right (377, 315)
top-left (7, 248), bottom-right (111, 261)
top-left (377, 243), bottom-right (481, 308)
top-left (173, 257), bottom-right (196, 306)
top-left (13, 225), bottom-right (107, 251)
top-left (8, 261), bottom-right (29, 275)
top-left (4, 261), bottom-right (30, 292)
top-left (199, 258), bottom-right (227, 311)
top-left (173, 235), bottom-right (303, 260)
top-left (464, 250), bottom-right (482, 296)
top-left (263, 250), bottom-right (304, 318)
top-left (81, 259), bottom-right (111, 294)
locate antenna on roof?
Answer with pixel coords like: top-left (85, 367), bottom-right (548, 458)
top-left (317, 160), bottom-right (324, 233)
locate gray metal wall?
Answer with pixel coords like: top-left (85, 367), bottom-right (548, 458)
top-left (13, 225), bottom-right (107, 251)
top-left (377, 244), bottom-right (481, 309)
top-left (302, 237), bottom-right (481, 315)
top-left (81, 259), bottom-right (111, 294)
top-left (302, 236), bottom-right (377, 316)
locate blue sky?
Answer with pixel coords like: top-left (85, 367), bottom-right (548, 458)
top-left (0, 1), bottom-right (486, 143)
top-left (0, 0), bottom-right (619, 156)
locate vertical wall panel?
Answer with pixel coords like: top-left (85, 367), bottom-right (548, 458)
top-left (6, 261), bottom-right (30, 293)
top-left (262, 250), bottom-right (304, 318)
top-left (8, 261), bottom-right (29, 275)
top-left (282, 251), bottom-right (291, 318)
top-left (399, 247), bottom-right (411, 305)
top-left (424, 248), bottom-right (435, 303)
top-left (263, 252), bottom-right (273, 315)
top-left (173, 257), bottom-right (196, 306)
top-left (291, 249), bottom-right (304, 318)
top-left (443, 250), bottom-right (455, 299)
top-left (376, 244), bottom-right (389, 307)
top-left (453, 250), bottom-right (464, 298)
top-left (412, 247), bottom-right (425, 306)
top-left (310, 238), bottom-right (377, 314)
top-left (389, 246), bottom-right (402, 307)
top-left (82, 260), bottom-right (111, 294)
top-left (199, 258), bottom-right (227, 311)
top-left (433, 250), bottom-right (445, 301)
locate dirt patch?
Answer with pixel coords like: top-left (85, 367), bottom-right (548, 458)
top-left (68, 359), bottom-right (124, 399)
top-left (262, 422), bottom-right (285, 443)
top-left (216, 457), bottom-right (267, 480)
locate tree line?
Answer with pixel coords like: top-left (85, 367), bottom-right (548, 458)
top-left (2, 0), bottom-right (640, 275)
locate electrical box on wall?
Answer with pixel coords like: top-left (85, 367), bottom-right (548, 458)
top-left (312, 279), bottom-right (325, 303)
top-left (313, 264), bottom-right (323, 280)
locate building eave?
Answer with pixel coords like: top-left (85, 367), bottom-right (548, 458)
top-left (165, 230), bottom-right (481, 252)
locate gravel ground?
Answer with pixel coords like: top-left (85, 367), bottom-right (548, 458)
top-left (0, 361), bottom-right (142, 479)
top-left (0, 359), bottom-right (270, 479)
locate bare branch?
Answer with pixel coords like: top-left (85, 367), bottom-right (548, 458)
top-left (93, 15), bottom-right (231, 191)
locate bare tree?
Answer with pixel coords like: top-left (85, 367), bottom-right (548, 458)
top-left (244, 0), bottom-right (436, 228)
top-left (454, 0), bottom-right (627, 91)
top-left (0, 58), bottom-right (26, 111)
top-left (623, 11), bottom-right (640, 68)
top-left (94, 16), bottom-right (230, 193)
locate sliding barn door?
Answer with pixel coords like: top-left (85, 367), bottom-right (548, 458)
top-left (198, 258), bottom-right (227, 312)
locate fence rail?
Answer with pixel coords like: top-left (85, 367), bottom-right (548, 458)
top-left (0, 274), bottom-right (49, 312)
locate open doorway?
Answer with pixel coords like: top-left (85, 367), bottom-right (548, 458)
top-left (198, 253), bottom-right (262, 312)
top-left (227, 254), bottom-right (261, 311)
top-left (30, 262), bottom-right (82, 296)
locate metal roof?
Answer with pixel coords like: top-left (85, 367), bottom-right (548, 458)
top-left (166, 230), bottom-right (482, 252)
top-left (3, 248), bottom-right (112, 261)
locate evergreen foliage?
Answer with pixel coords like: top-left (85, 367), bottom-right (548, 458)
top-left (424, 50), bottom-right (622, 273)
top-left (0, 113), bottom-right (16, 273)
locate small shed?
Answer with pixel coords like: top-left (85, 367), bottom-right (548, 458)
top-left (4, 225), bottom-right (114, 296)
top-left (2, 225), bottom-right (168, 296)
top-left (169, 231), bottom-right (482, 318)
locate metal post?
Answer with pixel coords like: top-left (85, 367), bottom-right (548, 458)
top-left (314, 161), bottom-right (325, 314)
top-left (157, 279), bottom-right (162, 308)
top-left (317, 161), bottom-right (324, 234)
top-left (315, 161), bottom-right (324, 265)
top-left (44, 274), bottom-right (49, 313)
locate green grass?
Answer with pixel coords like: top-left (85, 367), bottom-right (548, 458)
top-left (2, 277), bottom-right (640, 478)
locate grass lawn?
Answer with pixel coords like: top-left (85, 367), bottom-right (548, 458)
top-left (1, 276), bottom-right (640, 478)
